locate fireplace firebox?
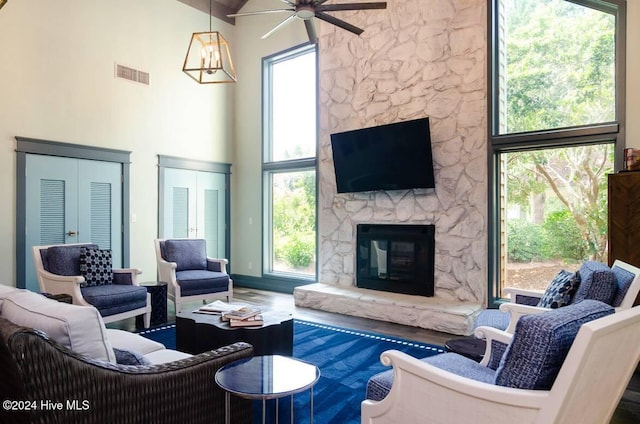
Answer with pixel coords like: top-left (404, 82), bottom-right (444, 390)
top-left (356, 224), bottom-right (435, 296)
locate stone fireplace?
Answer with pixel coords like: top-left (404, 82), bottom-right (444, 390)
top-left (293, 0), bottom-right (487, 336)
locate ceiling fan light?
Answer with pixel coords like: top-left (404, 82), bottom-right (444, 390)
top-left (296, 6), bottom-right (315, 20)
top-left (183, 31), bottom-right (236, 84)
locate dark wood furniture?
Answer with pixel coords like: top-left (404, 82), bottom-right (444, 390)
top-left (608, 172), bottom-right (640, 304)
top-left (444, 336), bottom-right (485, 362)
top-left (42, 293), bottom-right (73, 304)
top-left (176, 310), bottom-right (294, 356)
top-left (136, 282), bottom-right (168, 327)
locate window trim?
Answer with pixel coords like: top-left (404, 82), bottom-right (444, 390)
top-left (487, 0), bottom-right (626, 307)
top-left (263, 43), bottom-right (318, 165)
top-left (262, 43), bottom-right (318, 284)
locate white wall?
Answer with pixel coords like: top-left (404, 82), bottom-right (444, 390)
top-left (231, 0), bottom-right (308, 277)
top-left (0, 0), bottom-right (235, 286)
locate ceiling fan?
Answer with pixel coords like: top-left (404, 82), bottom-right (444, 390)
top-left (228, 0), bottom-right (387, 44)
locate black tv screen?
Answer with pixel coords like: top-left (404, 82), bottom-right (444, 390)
top-left (330, 117), bottom-right (435, 194)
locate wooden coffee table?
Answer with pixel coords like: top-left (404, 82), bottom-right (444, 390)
top-left (176, 309), bottom-right (294, 356)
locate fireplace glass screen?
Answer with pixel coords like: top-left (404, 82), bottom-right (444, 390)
top-left (357, 224), bottom-right (435, 296)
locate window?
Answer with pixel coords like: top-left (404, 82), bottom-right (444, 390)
top-left (263, 45), bottom-right (317, 279)
top-left (489, 0), bottom-right (625, 303)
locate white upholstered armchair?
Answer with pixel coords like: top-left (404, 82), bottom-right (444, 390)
top-left (32, 243), bottom-right (151, 327)
top-left (363, 300), bottom-right (640, 424)
top-left (155, 239), bottom-right (232, 312)
top-left (476, 259), bottom-right (640, 333)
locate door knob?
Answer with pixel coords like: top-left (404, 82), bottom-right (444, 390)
top-left (67, 230), bottom-right (78, 237)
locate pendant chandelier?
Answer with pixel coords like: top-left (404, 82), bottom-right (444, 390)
top-left (182, 0), bottom-right (236, 84)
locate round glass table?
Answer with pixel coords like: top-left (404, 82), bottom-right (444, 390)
top-left (215, 355), bottom-right (321, 424)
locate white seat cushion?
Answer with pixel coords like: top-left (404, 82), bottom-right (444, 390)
top-left (1, 289), bottom-right (116, 363)
top-left (0, 284), bottom-right (20, 312)
top-left (106, 328), bottom-right (166, 355)
top-left (144, 349), bottom-right (192, 365)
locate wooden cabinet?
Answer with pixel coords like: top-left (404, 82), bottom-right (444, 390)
top-left (608, 172), bottom-right (640, 269)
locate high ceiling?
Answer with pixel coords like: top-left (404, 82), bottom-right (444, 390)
top-left (177, 0), bottom-right (249, 25)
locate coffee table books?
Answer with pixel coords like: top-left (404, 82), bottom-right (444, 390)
top-left (221, 307), bottom-right (262, 321)
top-left (196, 300), bottom-right (245, 314)
top-left (222, 307), bottom-right (263, 327)
top-left (228, 315), bottom-right (264, 327)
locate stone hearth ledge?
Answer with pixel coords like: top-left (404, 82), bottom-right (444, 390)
top-left (293, 283), bottom-right (483, 336)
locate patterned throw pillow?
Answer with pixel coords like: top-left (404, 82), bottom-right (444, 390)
top-left (113, 348), bottom-right (152, 366)
top-left (79, 247), bottom-right (113, 287)
top-left (537, 270), bottom-right (580, 308)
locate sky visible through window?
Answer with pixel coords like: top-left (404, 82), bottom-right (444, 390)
top-left (271, 51), bottom-right (316, 161)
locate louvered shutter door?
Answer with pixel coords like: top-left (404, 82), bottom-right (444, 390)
top-left (90, 182), bottom-right (112, 249)
top-left (172, 187), bottom-right (189, 238)
top-left (203, 188), bottom-right (219, 257)
top-left (39, 179), bottom-right (66, 245)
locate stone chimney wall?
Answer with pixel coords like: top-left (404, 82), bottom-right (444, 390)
top-left (317, 0), bottom-right (488, 304)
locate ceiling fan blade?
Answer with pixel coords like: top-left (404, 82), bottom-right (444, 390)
top-left (317, 2), bottom-right (387, 12)
top-left (228, 8), bottom-right (294, 18)
top-left (315, 11), bottom-right (364, 35)
top-left (261, 14), bottom-right (297, 39)
top-left (304, 19), bottom-right (318, 44)
top-left (278, 0), bottom-right (295, 5)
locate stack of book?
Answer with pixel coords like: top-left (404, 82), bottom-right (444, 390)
top-left (195, 300), bottom-right (239, 315)
top-left (221, 307), bottom-right (263, 327)
top-left (195, 301), bottom-right (263, 327)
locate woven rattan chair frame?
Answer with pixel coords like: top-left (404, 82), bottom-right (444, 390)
top-left (0, 317), bottom-right (253, 424)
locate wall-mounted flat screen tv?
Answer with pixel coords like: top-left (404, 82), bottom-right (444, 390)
top-left (330, 117), bottom-right (435, 194)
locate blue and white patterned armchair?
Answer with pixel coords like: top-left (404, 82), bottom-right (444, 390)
top-left (154, 239), bottom-right (232, 312)
top-left (475, 259), bottom-right (640, 333)
top-left (32, 243), bottom-right (151, 327)
top-left (363, 300), bottom-right (640, 424)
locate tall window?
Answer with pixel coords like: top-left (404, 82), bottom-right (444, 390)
top-left (263, 45), bottom-right (317, 279)
top-left (489, 0), bottom-right (625, 303)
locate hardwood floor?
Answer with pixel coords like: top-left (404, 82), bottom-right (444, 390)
top-left (231, 287), bottom-right (454, 346)
top-left (112, 287), bottom-right (640, 423)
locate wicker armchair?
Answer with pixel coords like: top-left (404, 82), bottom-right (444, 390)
top-left (0, 317), bottom-right (253, 424)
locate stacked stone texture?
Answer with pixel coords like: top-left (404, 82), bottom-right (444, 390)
top-left (317, 0), bottom-right (487, 304)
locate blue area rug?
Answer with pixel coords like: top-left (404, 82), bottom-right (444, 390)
top-left (139, 320), bottom-right (445, 423)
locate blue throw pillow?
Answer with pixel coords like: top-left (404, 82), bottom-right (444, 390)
top-left (537, 270), bottom-right (580, 308)
top-left (571, 261), bottom-right (616, 305)
top-left (611, 265), bottom-right (636, 307)
top-left (79, 247), bottom-right (113, 287)
top-left (113, 348), bottom-right (152, 366)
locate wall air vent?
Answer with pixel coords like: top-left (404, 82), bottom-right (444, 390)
top-left (115, 63), bottom-right (149, 85)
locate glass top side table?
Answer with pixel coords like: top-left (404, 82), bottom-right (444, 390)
top-left (215, 355), bottom-right (320, 424)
